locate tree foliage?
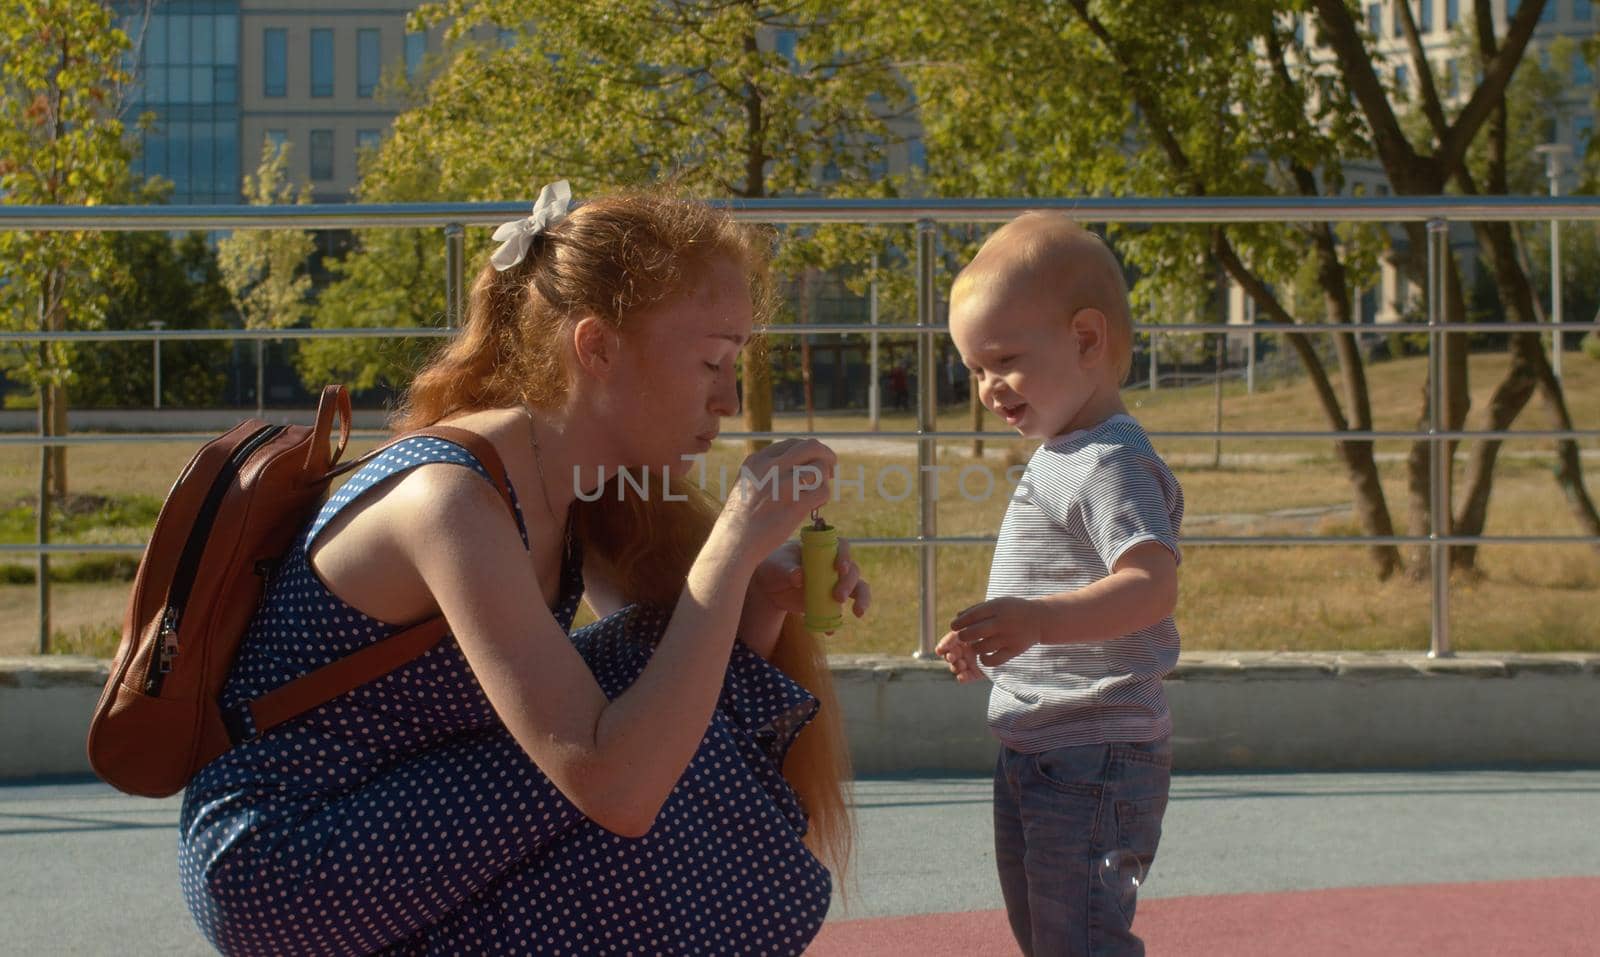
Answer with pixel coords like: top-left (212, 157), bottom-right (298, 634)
top-left (314, 0), bottom-right (911, 439)
top-left (0, 0), bottom-right (137, 496)
top-left (217, 142), bottom-right (315, 332)
top-left (71, 231), bottom-right (233, 408)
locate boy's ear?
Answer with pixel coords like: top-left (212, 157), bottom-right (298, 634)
top-left (1071, 307), bottom-right (1109, 366)
top-left (571, 314), bottom-right (619, 379)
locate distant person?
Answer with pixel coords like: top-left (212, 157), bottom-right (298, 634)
top-left (178, 185), bottom-right (869, 956)
top-left (888, 362), bottom-right (910, 410)
top-left (936, 213), bottom-right (1184, 957)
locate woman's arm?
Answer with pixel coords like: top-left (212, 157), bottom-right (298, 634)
top-left (399, 440), bottom-right (835, 838)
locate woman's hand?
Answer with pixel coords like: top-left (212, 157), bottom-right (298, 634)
top-left (749, 538), bottom-right (872, 628)
top-left (738, 538), bottom-right (870, 658)
top-left (713, 438), bottom-right (838, 569)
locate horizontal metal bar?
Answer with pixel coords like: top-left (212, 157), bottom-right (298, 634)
top-left (5, 532), bottom-right (1594, 555)
top-left (0, 327), bottom-right (453, 343)
top-left (0, 432), bottom-right (396, 446)
top-left (714, 429), bottom-right (1600, 442)
top-left (0, 543), bottom-right (145, 555)
top-left (786, 534), bottom-right (1599, 547)
top-left (1, 320), bottom-right (1590, 344)
top-left (10, 195), bottom-right (1600, 231)
top-left (3, 428), bottom-right (1597, 448)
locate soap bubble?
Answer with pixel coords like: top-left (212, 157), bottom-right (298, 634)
top-left (1098, 849), bottom-right (1147, 908)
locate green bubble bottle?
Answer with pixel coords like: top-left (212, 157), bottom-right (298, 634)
top-left (800, 509), bottom-right (843, 633)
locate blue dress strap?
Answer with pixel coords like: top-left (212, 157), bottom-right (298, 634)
top-left (304, 434), bottom-right (531, 551)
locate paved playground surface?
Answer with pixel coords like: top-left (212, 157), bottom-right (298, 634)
top-left (4, 768), bottom-right (1597, 955)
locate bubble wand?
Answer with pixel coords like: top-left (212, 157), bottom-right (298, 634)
top-left (800, 508), bottom-right (843, 633)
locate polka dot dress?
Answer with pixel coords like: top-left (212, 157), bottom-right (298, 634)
top-left (178, 437), bottom-right (832, 956)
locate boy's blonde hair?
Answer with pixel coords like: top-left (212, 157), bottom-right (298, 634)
top-left (952, 212), bottom-right (1134, 382)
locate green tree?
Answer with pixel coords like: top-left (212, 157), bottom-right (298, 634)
top-left (1310, 0), bottom-right (1599, 571)
top-left (71, 231), bottom-right (233, 408)
top-left (217, 142), bottom-right (315, 410)
top-left (905, 0), bottom-right (1596, 578)
top-left (903, 0), bottom-right (1406, 576)
top-left (323, 0), bottom-right (910, 447)
top-left (0, 0), bottom-right (135, 498)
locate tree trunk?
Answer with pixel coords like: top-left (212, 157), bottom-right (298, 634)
top-left (43, 271), bottom-right (69, 501)
top-left (800, 268), bottom-right (816, 434)
top-left (742, 348), bottom-right (773, 456)
top-left (739, 27), bottom-right (774, 455)
top-left (1213, 230), bottom-right (1402, 578)
top-left (1452, 221), bottom-right (1600, 567)
top-left (48, 381), bottom-right (68, 500)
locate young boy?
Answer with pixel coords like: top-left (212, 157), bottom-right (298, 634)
top-left (935, 212), bottom-right (1184, 957)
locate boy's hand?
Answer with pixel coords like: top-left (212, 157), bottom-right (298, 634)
top-left (945, 597), bottom-right (1045, 668)
top-left (934, 629), bottom-right (982, 683)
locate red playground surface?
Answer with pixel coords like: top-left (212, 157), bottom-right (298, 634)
top-left (807, 877), bottom-right (1600, 956)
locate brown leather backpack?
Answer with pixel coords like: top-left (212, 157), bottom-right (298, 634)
top-left (87, 385), bottom-right (515, 797)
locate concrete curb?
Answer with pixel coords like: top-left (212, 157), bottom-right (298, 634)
top-left (5, 651), bottom-right (1599, 781)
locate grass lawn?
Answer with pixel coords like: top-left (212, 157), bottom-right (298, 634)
top-left (2, 352), bottom-right (1595, 658)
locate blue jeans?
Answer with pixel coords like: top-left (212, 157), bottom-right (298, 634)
top-left (993, 738), bottom-right (1172, 957)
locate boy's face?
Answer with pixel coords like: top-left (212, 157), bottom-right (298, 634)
top-left (949, 281), bottom-right (1104, 440)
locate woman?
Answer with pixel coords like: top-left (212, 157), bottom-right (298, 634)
top-left (178, 183), bottom-right (869, 955)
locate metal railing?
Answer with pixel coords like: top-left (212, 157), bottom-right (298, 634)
top-left (4, 196), bottom-right (1600, 659)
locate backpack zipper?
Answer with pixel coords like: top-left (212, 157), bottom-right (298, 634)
top-left (145, 423), bottom-right (285, 695)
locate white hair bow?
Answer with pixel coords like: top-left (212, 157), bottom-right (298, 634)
top-left (490, 179), bottom-right (573, 271)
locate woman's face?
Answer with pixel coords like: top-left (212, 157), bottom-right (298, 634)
top-left (607, 256), bottom-right (752, 477)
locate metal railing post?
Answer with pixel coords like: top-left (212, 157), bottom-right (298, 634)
top-left (150, 320), bottom-right (165, 409)
top-left (915, 219), bottom-right (939, 659)
top-left (869, 252), bottom-right (881, 431)
top-left (36, 411), bottom-right (49, 655)
top-left (1426, 218), bottom-right (1452, 659)
top-left (445, 223), bottom-right (465, 328)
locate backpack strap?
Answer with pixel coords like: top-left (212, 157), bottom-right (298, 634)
top-left (229, 424), bottom-right (522, 745)
top-left (243, 616), bottom-right (453, 739)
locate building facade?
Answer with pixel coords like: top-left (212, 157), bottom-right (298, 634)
top-left (120, 1), bottom-right (432, 204)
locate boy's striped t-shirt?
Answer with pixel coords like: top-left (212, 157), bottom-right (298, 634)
top-left (978, 414), bottom-right (1184, 752)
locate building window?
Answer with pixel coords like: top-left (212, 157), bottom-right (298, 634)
top-left (1393, 4), bottom-right (1404, 36)
top-left (357, 29), bottom-right (380, 98)
top-left (1578, 0), bottom-right (1593, 20)
top-left (1367, 3), bottom-right (1381, 33)
top-left (1420, 0), bottom-right (1433, 31)
top-left (263, 28), bottom-right (286, 97)
top-left (356, 128), bottom-right (381, 166)
top-left (128, 9), bottom-right (241, 205)
top-left (1575, 51), bottom-right (1594, 85)
top-left (1539, 0), bottom-right (1555, 21)
top-left (1395, 63), bottom-right (1409, 97)
top-left (775, 29), bottom-right (798, 61)
top-left (1446, 0), bottom-right (1459, 25)
top-left (310, 129), bottom-right (334, 180)
top-left (264, 129), bottom-right (288, 158)
top-left (1507, 0), bottom-right (1520, 15)
top-left (1446, 58), bottom-right (1460, 96)
top-left (311, 28), bottom-right (334, 98)
top-left (1575, 115), bottom-right (1594, 155)
top-left (404, 32), bottom-right (426, 82)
